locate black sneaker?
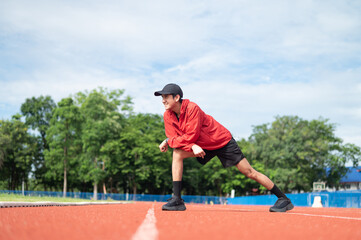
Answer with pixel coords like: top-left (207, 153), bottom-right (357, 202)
top-left (162, 196), bottom-right (186, 211)
top-left (269, 197), bottom-right (294, 212)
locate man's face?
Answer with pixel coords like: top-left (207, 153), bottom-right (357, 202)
top-left (162, 94), bottom-right (178, 111)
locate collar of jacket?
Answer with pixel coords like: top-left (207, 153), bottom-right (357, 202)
top-left (166, 99), bottom-right (189, 119)
top-left (179, 99), bottom-right (189, 116)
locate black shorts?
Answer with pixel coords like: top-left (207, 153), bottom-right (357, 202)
top-left (196, 138), bottom-right (245, 168)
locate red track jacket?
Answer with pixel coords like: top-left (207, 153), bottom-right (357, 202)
top-left (164, 99), bottom-right (232, 152)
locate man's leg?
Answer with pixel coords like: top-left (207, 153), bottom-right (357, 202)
top-left (236, 158), bottom-right (294, 212)
top-left (172, 148), bottom-right (195, 181)
top-left (162, 148), bottom-right (195, 211)
top-left (236, 158), bottom-right (274, 190)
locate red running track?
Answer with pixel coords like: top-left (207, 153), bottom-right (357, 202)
top-left (1, 202), bottom-right (361, 240)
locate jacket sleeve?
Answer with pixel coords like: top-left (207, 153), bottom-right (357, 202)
top-left (165, 106), bottom-right (203, 152)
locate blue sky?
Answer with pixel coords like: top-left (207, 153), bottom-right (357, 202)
top-left (1, 0), bottom-right (361, 151)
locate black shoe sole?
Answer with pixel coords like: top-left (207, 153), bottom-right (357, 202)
top-left (162, 204), bottom-right (186, 211)
top-left (269, 202), bottom-right (294, 212)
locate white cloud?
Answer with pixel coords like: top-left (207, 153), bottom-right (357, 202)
top-left (0, 0), bottom-right (361, 148)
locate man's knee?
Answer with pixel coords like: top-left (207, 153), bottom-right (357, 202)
top-left (173, 148), bottom-right (193, 160)
top-left (173, 148), bottom-right (185, 159)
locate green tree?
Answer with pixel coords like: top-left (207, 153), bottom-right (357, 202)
top-left (76, 88), bottom-right (132, 199)
top-left (248, 116), bottom-right (361, 192)
top-left (21, 96), bottom-right (56, 149)
top-left (0, 115), bottom-right (37, 190)
top-left (113, 113), bottom-right (172, 196)
top-left (44, 98), bottom-right (83, 197)
top-left (20, 96), bottom-right (56, 190)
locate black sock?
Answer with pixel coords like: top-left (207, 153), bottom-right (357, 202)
top-left (270, 184), bottom-right (288, 199)
top-left (173, 181), bottom-right (182, 198)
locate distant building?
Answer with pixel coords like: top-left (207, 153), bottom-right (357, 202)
top-left (325, 166), bottom-right (361, 191)
top-left (339, 166), bottom-right (361, 191)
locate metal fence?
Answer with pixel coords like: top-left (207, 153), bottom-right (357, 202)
top-left (2, 190), bottom-right (360, 207)
top-left (0, 190), bottom-right (227, 204)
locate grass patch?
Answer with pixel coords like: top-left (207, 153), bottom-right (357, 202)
top-left (0, 193), bottom-right (116, 203)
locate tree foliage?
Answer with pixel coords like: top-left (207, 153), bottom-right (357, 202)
top-left (1, 91), bottom-right (360, 196)
top-left (20, 95), bottom-right (56, 190)
top-left (20, 96), bottom-right (56, 149)
top-left (247, 116), bottom-right (360, 192)
top-left (0, 115), bottom-right (37, 190)
top-left (75, 89), bottom-right (131, 199)
top-left (44, 98), bottom-right (83, 197)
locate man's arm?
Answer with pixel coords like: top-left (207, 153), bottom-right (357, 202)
top-left (159, 138), bottom-right (205, 159)
top-left (165, 106), bottom-right (203, 152)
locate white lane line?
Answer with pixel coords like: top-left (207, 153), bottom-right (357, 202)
top-left (0, 201), bottom-right (129, 208)
top-left (218, 207), bottom-right (361, 221)
top-left (131, 205), bottom-right (158, 240)
top-left (288, 212), bottom-right (361, 221)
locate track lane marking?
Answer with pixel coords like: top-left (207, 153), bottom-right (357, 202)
top-left (288, 212), bottom-right (361, 221)
top-left (131, 205), bottom-right (158, 240)
top-left (212, 207), bottom-right (361, 221)
top-left (0, 201), bottom-right (130, 208)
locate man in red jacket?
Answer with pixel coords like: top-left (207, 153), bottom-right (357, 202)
top-left (155, 83), bottom-right (294, 212)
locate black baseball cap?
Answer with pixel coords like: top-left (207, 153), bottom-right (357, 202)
top-left (154, 83), bottom-right (183, 98)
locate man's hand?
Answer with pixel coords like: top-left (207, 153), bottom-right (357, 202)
top-left (192, 144), bottom-right (206, 158)
top-left (159, 139), bottom-right (168, 152)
